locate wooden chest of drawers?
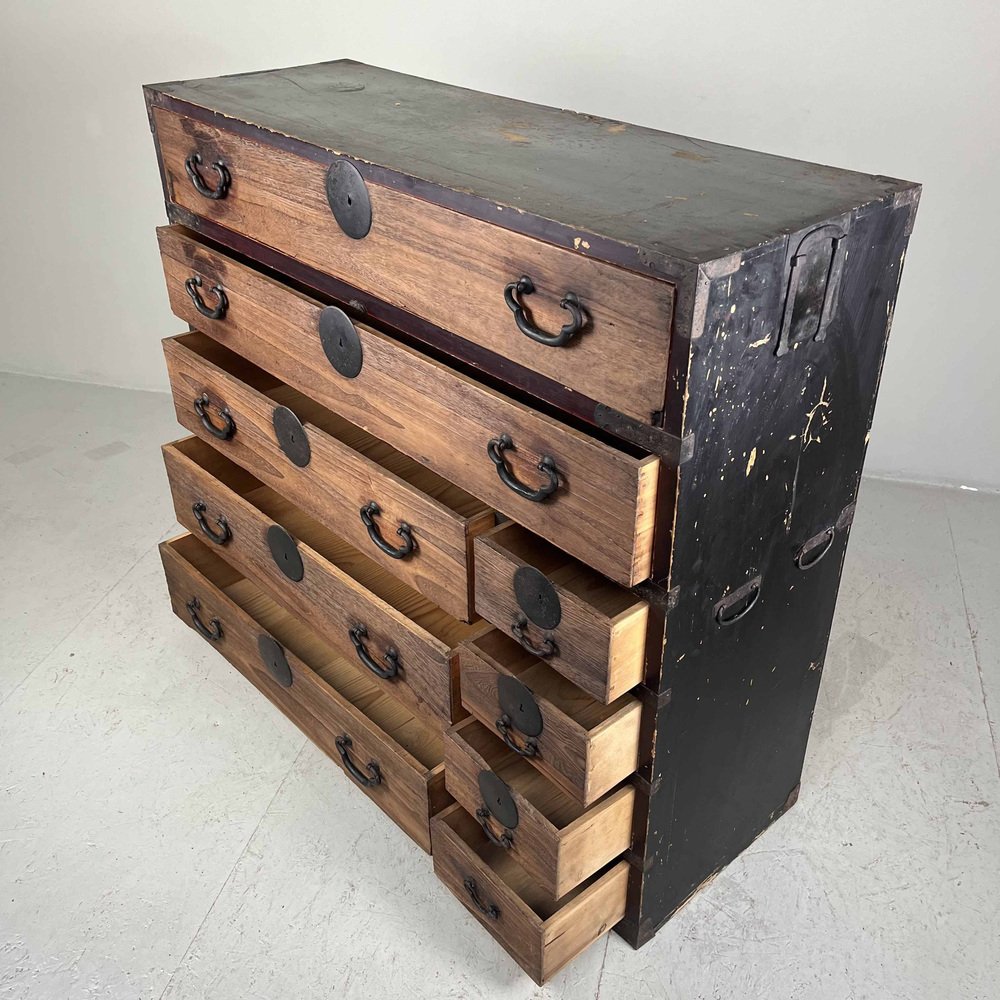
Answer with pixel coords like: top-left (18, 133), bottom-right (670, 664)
top-left (145, 59), bottom-right (919, 984)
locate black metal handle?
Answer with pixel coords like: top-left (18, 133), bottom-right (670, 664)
top-left (192, 500), bottom-right (231, 545)
top-left (360, 501), bottom-right (414, 559)
top-left (715, 580), bottom-right (761, 627)
top-left (487, 434), bottom-right (559, 502)
top-left (476, 807), bottom-right (514, 849)
top-left (194, 393), bottom-right (236, 441)
top-left (463, 877), bottom-right (500, 920)
top-left (186, 596), bottom-right (222, 641)
top-left (511, 614), bottom-right (558, 658)
top-left (335, 735), bottom-right (382, 788)
top-left (495, 714), bottom-right (539, 758)
top-left (349, 625), bottom-right (400, 680)
top-left (795, 528), bottom-right (836, 570)
top-left (184, 275), bottom-right (229, 320)
top-left (503, 275), bottom-right (586, 347)
top-left (185, 152), bottom-right (231, 200)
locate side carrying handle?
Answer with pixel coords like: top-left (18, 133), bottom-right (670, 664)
top-left (714, 576), bottom-right (762, 627)
top-left (795, 527), bottom-right (836, 570)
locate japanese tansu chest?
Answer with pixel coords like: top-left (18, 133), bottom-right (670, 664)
top-left (144, 59), bottom-right (919, 984)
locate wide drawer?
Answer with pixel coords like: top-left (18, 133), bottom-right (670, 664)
top-left (152, 112), bottom-right (675, 425)
top-left (160, 533), bottom-right (448, 852)
top-left (432, 804), bottom-right (628, 985)
top-left (163, 331), bottom-right (494, 621)
top-left (163, 436), bottom-right (486, 724)
top-left (474, 521), bottom-right (648, 703)
top-left (459, 629), bottom-right (642, 806)
top-left (158, 230), bottom-right (659, 586)
top-left (444, 718), bottom-right (634, 899)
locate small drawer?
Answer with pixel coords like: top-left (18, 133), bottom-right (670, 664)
top-left (444, 718), bottom-right (634, 899)
top-left (160, 533), bottom-right (449, 852)
top-left (459, 629), bottom-right (642, 806)
top-left (152, 113), bottom-right (675, 425)
top-left (474, 521), bottom-right (648, 702)
top-left (157, 228), bottom-right (659, 588)
top-left (162, 330), bottom-right (494, 621)
top-left (163, 436), bottom-right (487, 724)
top-left (432, 804), bottom-right (628, 985)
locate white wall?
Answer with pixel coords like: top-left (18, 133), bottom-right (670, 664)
top-left (1, 1), bottom-right (997, 487)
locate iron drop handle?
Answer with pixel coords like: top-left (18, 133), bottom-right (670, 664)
top-left (335, 735), bottom-right (382, 788)
top-left (476, 807), bottom-right (514, 849)
top-left (186, 596), bottom-right (222, 641)
top-left (795, 527), bottom-right (836, 570)
top-left (349, 625), bottom-right (400, 680)
top-left (360, 501), bottom-right (414, 559)
top-left (495, 714), bottom-right (539, 758)
top-left (184, 152), bottom-right (231, 200)
top-left (503, 275), bottom-right (586, 347)
top-left (184, 275), bottom-right (228, 320)
top-left (511, 614), bottom-right (558, 659)
top-left (487, 434), bottom-right (559, 502)
top-left (714, 579), bottom-right (761, 627)
top-left (194, 393), bottom-right (235, 441)
top-left (463, 877), bottom-right (500, 920)
top-left (192, 500), bottom-right (231, 545)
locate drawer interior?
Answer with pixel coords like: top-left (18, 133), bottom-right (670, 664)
top-left (178, 331), bottom-right (490, 520)
top-left (468, 629), bottom-right (636, 729)
top-left (173, 436), bottom-right (483, 651)
top-left (172, 533), bottom-right (443, 769)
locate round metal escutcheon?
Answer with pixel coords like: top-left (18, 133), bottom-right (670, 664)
top-left (273, 406), bottom-right (311, 468)
top-left (513, 565), bottom-right (562, 630)
top-left (266, 524), bottom-right (304, 582)
top-left (258, 633), bottom-right (292, 687)
top-left (497, 674), bottom-right (543, 738)
top-left (325, 158), bottom-right (372, 240)
top-left (318, 306), bottom-right (363, 378)
top-left (477, 770), bottom-right (519, 830)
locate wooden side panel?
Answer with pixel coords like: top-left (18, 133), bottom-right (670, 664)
top-left (159, 536), bottom-right (438, 852)
top-left (153, 111), bottom-right (674, 424)
top-left (162, 333), bottom-right (482, 619)
top-left (158, 230), bottom-right (659, 586)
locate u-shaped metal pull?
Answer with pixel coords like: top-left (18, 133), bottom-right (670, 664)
top-left (192, 500), bottom-right (231, 545)
top-left (503, 275), bottom-right (587, 347)
top-left (184, 275), bottom-right (228, 320)
top-left (360, 501), bottom-right (414, 559)
top-left (194, 393), bottom-right (236, 441)
top-left (349, 625), bottom-right (400, 680)
top-left (463, 877), bottom-right (500, 920)
top-left (476, 807), bottom-right (514, 849)
top-left (795, 528), bottom-right (836, 570)
top-left (186, 596), bottom-right (222, 641)
top-left (715, 578), bottom-right (762, 627)
top-left (495, 714), bottom-right (539, 757)
top-left (335, 735), bottom-right (382, 788)
top-left (184, 152), bottom-right (231, 200)
top-left (511, 614), bottom-right (558, 658)
top-left (487, 434), bottom-right (560, 502)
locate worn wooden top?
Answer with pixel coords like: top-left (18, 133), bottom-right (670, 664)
top-left (147, 60), bottom-right (917, 265)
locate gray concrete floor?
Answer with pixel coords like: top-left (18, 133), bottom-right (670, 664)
top-left (1, 371), bottom-right (998, 1000)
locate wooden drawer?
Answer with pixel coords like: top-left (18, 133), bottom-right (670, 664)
top-left (162, 331), bottom-right (494, 621)
top-left (444, 718), bottom-right (634, 899)
top-left (159, 533), bottom-right (448, 852)
top-left (152, 111), bottom-right (675, 425)
top-left (459, 629), bottom-right (642, 806)
top-left (432, 804), bottom-right (628, 984)
top-left (163, 436), bottom-right (486, 724)
top-left (474, 521), bottom-right (648, 702)
top-left (157, 229), bottom-right (659, 587)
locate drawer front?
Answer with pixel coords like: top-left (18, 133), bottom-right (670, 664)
top-left (444, 719), bottom-right (634, 899)
top-left (152, 109), bottom-right (674, 425)
top-left (159, 535), bottom-right (447, 852)
top-left (474, 522), bottom-right (648, 703)
top-left (159, 236), bottom-right (658, 588)
top-left (163, 331), bottom-right (491, 620)
top-left (431, 805), bottom-right (628, 984)
top-left (163, 438), bottom-right (469, 724)
top-left (459, 630), bottom-right (642, 806)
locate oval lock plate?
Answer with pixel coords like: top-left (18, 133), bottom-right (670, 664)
top-left (497, 674), bottom-right (543, 737)
top-left (266, 523), bottom-right (304, 582)
top-left (273, 405), bottom-right (311, 468)
top-left (478, 770), bottom-right (518, 830)
top-left (318, 306), bottom-right (363, 378)
top-left (325, 158), bottom-right (372, 240)
top-left (258, 633), bottom-right (292, 687)
top-left (513, 565), bottom-right (562, 630)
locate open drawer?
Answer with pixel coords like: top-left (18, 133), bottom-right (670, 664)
top-left (458, 629), bottom-right (642, 805)
top-left (163, 331), bottom-right (494, 621)
top-left (432, 804), bottom-right (628, 984)
top-left (163, 436), bottom-right (486, 724)
top-left (444, 718), bottom-right (634, 899)
top-left (160, 533), bottom-right (449, 852)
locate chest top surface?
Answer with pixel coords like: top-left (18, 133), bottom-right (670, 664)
top-left (147, 60), bottom-right (916, 265)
